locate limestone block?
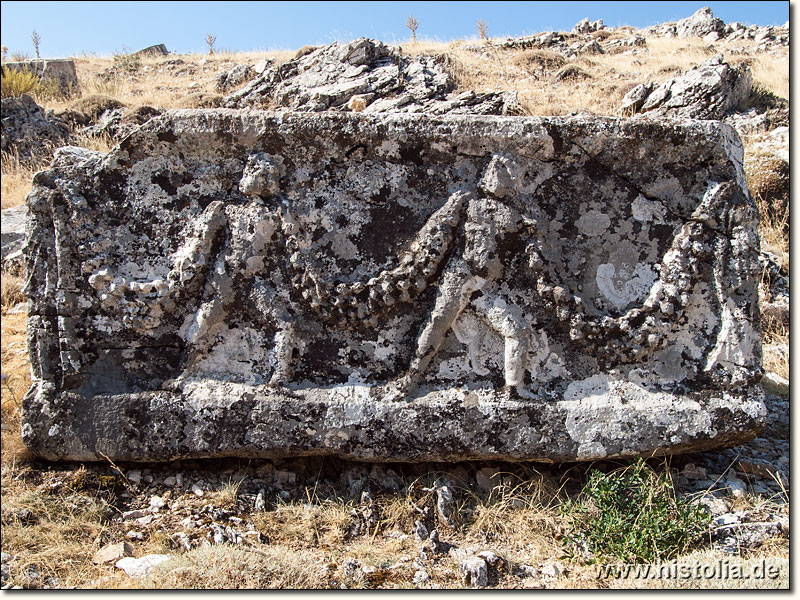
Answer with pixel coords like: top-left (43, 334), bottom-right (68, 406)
top-left (2, 58), bottom-right (78, 95)
top-left (21, 110), bottom-right (765, 462)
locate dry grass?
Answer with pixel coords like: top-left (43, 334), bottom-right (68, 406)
top-left (761, 322), bottom-right (789, 380)
top-left (0, 464), bottom-right (114, 588)
top-left (0, 311), bottom-right (31, 465)
top-left (0, 270), bottom-right (25, 311)
top-left (743, 151), bottom-right (789, 257)
top-left (253, 498), bottom-right (355, 549)
top-left (1, 150), bottom-right (47, 208)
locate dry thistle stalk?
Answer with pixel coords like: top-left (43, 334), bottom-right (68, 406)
top-left (477, 19), bottom-right (489, 41)
top-left (31, 30), bottom-right (41, 58)
top-left (206, 33), bottom-right (216, 55)
top-left (1, 46), bottom-right (7, 62)
top-left (407, 13), bottom-right (419, 42)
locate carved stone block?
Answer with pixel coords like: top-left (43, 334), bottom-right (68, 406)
top-left (21, 110), bottom-right (765, 461)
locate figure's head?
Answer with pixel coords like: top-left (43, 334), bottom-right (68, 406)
top-left (239, 152), bottom-right (285, 200)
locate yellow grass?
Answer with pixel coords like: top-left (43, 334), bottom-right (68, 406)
top-left (0, 151), bottom-right (39, 209)
top-left (0, 312), bottom-right (32, 465)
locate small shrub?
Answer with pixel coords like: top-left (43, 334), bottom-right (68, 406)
top-left (112, 48), bottom-right (141, 74)
top-left (206, 33), bottom-right (217, 55)
top-left (512, 49), bottom-right (567, 73)
top-left (476, 19), bottom-right (489, 41)
top-left (1, 65), bottom-right (66, 101)
top-left (562, 459), bottom-right (710, 563)
top-left (31, 30), bottom-right (41, 59)
top-left (9, 51), bottom-right (31, 62)
top-left (407, 13), bottom-right (419, 42)
top-left (1, 66), bottom-right (39, 98)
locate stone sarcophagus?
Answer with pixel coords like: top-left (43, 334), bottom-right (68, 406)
top-left (22, 110), bottom-right (765, 462)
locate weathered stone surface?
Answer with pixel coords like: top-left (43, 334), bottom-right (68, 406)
top-left (224, 38), bottom-right (521, 115)
top-left (92, 542), bottom-right (133, 565)
top-left (2, 59), bottom-right (78, 95)
top-left (627, 55), bottom-right (752, 120)
top-left (1, 205), bottom-right (28, 263)
top-left (215, 64), bottom-right (256, 93)
top-left (81, 104), bottom-right (163, 141)
top-left (572, 18), bottom-right (605, 35)
top-left (131, 44), bottom-right (169, 58)
top-left (674, 7), bottom-right (726, 39)
top-left (115, 554), bottom-right (173, 578)
top-left (1, 94), bottom-right (70, 162)
top-left (22, 110), bottom-right (764, 462)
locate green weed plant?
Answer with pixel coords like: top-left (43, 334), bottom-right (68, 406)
top-left (563, 459), bottom-right (710, 564)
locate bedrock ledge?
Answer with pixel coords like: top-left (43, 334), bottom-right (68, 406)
top-left (22, 381), bottom-right (765, 463)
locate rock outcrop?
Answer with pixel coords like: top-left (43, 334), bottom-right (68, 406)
top-left (22, 110), bottom-right (764, 462)
top-left (642, 6), bottom-right (788, 51)
top-left (215, 64), bottom-right (256, 92)
top-left (675, 7), bottom-right (726, 39)
top-left (571, 18), bottom-right (605, 35)
top-left (224, 38), bottom-right (521, 115)
top-left (0, 94), bottom-right (70, 162)
top-left (131, 44), bottom-right (169, 58)
top-left (621, 55), bottom-right (752, 120)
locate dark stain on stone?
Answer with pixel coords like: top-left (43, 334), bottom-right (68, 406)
top-left (399, 144), bottom-right (425, 166)
top-left (359, 202), bottom-right (416, 263)
top-left (152, 172), bottom-right (178, 196)
top-left (157, 130), bottom-right (178, 143)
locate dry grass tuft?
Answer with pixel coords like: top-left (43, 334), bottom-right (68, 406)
top-left (1, 310), bottom-right (31, 466)
top-left (591, 29), bottom-right (614, 41)
top-left (1, 270), bottom-right (25, 312)
top-left (745, 154), bottom-right (789, 249)
top-left (0, 151), bottom-right (38, 209)
top-left (253, 499), bottom-right (354, 549)
top-left (511, 49), bottom-right (567, 73)
top-left (761, 321), bottom-right (789, 380)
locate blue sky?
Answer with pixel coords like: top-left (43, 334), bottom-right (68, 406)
top-left (0, 1), bottom-right (790, 58)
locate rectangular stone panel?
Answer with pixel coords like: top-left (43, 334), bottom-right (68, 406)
top-left (21, 110), bottom-right (765, 462)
